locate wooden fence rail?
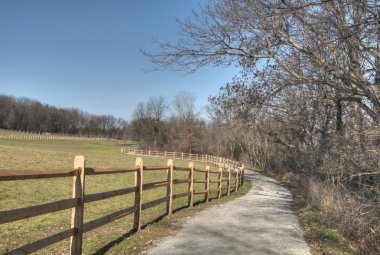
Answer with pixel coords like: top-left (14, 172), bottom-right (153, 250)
top-left (120, 148), bottom-right (242, 169)
top-left (0, 129), bottom-right (125, 141)
top-left (0, 154), bottom-right (244, 255)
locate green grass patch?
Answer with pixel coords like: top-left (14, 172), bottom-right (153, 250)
top-left (294, 196), bottom-right (353, 255)
top-left (0, 137), bottom-right (238, 254)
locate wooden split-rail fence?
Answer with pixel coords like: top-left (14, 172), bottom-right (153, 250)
top-left (0, 153), bottom-right (245, 255)
top-left (0, 134), bottom-right (113, 141)
top-left (121, 148), bottom-right (241, 168)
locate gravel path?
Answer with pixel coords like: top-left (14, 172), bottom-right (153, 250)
top-left (146, 170), bottom-right (311, 255)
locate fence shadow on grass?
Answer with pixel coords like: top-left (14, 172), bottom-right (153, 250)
top-left (0, 152), bottom-right (245, 255)
top-left (94, 229), bottom-right (136, 255)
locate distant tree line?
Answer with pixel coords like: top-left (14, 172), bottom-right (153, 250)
top-left (129, 92), bottom-right (209, 153)
top-left (129, 91), bottom-right (250, 161)
top-left (0, 93), bottom-right (239, 157)
top-left (0, 94), bottom-right (128, 139)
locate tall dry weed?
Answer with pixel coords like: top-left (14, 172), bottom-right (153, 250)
top-left (299, 177), bottom-right (380, 254)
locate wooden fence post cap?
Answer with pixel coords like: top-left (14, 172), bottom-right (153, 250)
top-left (189, 162), bottom-right (194, 168)
top-left (167, 159), bottom-right (173, 166)
top-left (74, 156), bottom-right (85, 168)
top-left (135, 157), bottom-right (143, 167)
top-left (205, 166), bottom-right (210, 170)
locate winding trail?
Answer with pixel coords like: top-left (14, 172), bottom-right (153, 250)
top-left (147, 170), bottom-right (311, 255)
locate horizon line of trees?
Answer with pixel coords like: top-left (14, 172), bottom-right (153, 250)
top-left (0, 94), bottom-right (128, 139)
top-left (129, 91), bottom-right (237, 157)
top-left (0, 93), bottom-right (243, 160)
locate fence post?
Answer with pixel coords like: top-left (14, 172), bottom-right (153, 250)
top-left (205, 166), bottom-right (210, 202)
top-left (241, 164), bottom-right (245, 186)
top-left (227, 166), bottom-right (231, 196)
top-left (188, 162), bottom-right (194, 208)
top-left (218, 167), bottom-right (223, 199)
top-left (235, 168), bottom-right (239, 192)
top-left (70, 156), bottom-right (86, 255)
top-left (133, 157), bottom-right (143, 231)
top-left (166, 159), bottom-right (174, 216)
top-left (164, 151), bottom-right (167, 157)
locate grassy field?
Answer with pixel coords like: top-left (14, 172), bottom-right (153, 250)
top-left (0, 137), bottom-right (239, 254)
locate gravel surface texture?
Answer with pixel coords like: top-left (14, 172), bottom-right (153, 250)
top-left (147, 170), bottom-right (311, 255)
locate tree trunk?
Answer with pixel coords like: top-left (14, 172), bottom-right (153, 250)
top-left (336, 99), bottom-right (343, 134)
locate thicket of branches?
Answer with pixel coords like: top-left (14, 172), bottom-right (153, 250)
top-left (128, 91), bottom-right (254, 159)
top-left (145, 0), bottom-right (380, 253)
top-left (0, 94), bottom-right (128, 139)
top-left (129, 92), bottom-right (208, 152)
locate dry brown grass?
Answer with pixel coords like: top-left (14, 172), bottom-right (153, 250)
top-left (281, 171), bottom-right (380, 255)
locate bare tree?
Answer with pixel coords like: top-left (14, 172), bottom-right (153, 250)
top-left (173, 91), bottom-right (197, 120)
top-left (144, 2), bottom-right (380, 253)
top-left (131, 102), bottom-right (149, 145)
top-left (145, 0), bottom-right (380, 122)
top-left (169, 92), bottom-right (206, 153)
top-left (146, 96), bottom-right (169, 120)
top-left (147, 96), bottom-right (169, 147)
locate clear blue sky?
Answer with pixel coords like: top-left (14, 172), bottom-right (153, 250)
top-left (0, 0), bottom-right (237, 120)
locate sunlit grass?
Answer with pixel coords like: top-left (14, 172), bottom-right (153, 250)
top-left (0, 137), bottom-right (226, 254)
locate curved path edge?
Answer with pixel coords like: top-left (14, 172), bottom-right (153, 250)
top-left (145, 170), bottom-right (311, 255)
